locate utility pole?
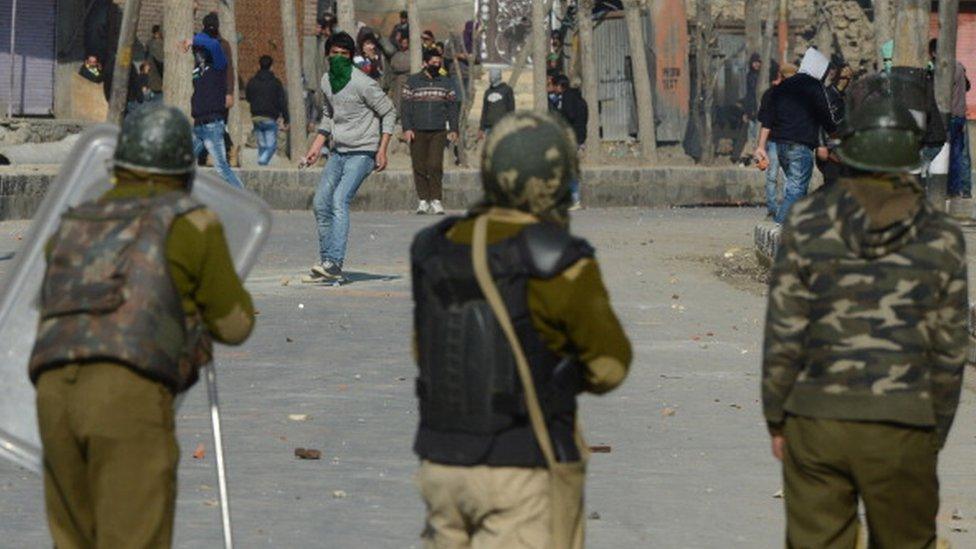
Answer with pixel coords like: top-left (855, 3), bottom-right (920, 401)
top-left (408, 0), bottom-right (421, 73)
top-left (936, 0), bottom-right (959, 115)
top-left (814, 0), bottom-right (831, 57)
top-left (337, 0), bottom-right (355, 35)
top-left (107, 0), bottom-right (142, 124)
top-left (532, 0), bottom-right (549, 111)
top-left (219, 0), bottom-right (242, 163)
top-left (163, 0), bottom-right (194, 116)
top-left (874, 0), bottom-right (893, 68)
top-left (893, 0), bottom-right (927, 68)
top-left (579, 0), bottom-right (600, 159)
top-left (281, 0), bottom-right (308, 161)
top-left (624, 0), bottom-right (656, 160)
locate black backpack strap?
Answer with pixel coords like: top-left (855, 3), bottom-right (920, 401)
top-left (518, 222), bottom-right (595, 279)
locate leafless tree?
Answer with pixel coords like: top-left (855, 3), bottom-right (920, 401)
top-left (408, 0), bottom-right (422, 73)
top-left (624, 0), bottom-right (656, 160)
top-left (893, 0), bottom-right (927, 68)
top-left (935, 0), bottom-right (959, 116)
top-left (281, 0), bottom-right (308, 160)
top-left (163, 0), bottom-right (194, 116)
top-left (337, 0), bottom-right (355, 35)
top-left (874, 0), bottom-right (893, 68)
top-left (218, 0), bottom-right (242, 164)
top-left (579, 0), bottom-right (600, 161)
top-left (532, 0), bottom-right (549, 111)
top-left (694, 0), bottom-right (718, 164)
top-left (107, 0), bottom-right (142, 124)
top-left (757, 0), bottom-right (779, 103)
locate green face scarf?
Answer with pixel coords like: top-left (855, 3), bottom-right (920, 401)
top-left (328, 55), bottom-right (353, 94)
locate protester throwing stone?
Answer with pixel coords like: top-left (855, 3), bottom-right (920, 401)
top-left (762, 72), bottom-right (968, 547)
top-left (410, 111), bottom-right (632, 548)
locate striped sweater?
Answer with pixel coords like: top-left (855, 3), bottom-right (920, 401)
top-left (401, 71), bottom-right (460, 132)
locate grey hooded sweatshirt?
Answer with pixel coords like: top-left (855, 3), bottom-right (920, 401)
top-left (318, 69), bottom-right (396, 153)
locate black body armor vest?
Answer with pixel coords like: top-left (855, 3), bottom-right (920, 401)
top-left (411, 217), bottom-right (594, 466)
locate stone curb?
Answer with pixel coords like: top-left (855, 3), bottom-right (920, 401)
top-left (754, 221), bottom-right (781, 267)
top-left (0, 165), bottom-right (768, 221)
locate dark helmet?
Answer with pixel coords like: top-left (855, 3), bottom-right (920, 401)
top-left (113, 105), bottom-right (196, 175)
top-left (835, 71), bottom-right (924, 173)
top-left (480, 111), bottom-right (578, 224)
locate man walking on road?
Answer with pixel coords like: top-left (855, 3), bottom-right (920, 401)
top-left (755, 63), bottom-right (797, 218)
top-left (303, 32), bottom-right (395, 283)
top-left (183, 13), bottom-right (244, 188)
top-left (762, 78), bottom-right (968, 547)
top-left (411, 111), bottom-right (631, 548)
top-left (401, 50), bottom-right (459, 215)
top-left (930, 39), bottom-right (972, 201)
top-left (755, 48), bottom-right (837, 223)
top-left (246, 55), bottom-right (288, 166)
top-left (30, 106), bottom-right (255, 548)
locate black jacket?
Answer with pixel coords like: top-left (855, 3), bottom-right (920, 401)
top-left (401, 71), bottom-right (460, 132)
top-left (551, 88), bottom-right (589, 145)
top-left (191, 40), bottom-right (228, 125)
top-left (480, 83), bottom-right (515, 130)
top-left (245, 69), bottom-right (289, 123)
top-left (758, 73), bottom-right (837, 148)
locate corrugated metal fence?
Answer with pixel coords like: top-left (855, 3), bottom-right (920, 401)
top-left (0, 0), bottom-right (56, 116)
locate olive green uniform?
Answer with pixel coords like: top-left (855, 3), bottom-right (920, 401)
top-left (763, 175), bottom-right (967, 548)
top-left (37, 180), bottom-right (255, 549)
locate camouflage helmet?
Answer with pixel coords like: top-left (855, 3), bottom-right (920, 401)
top-left (114, 105), bottom-right (196, 175)
top-left (835, 71), bottom-right (924, 173)
top-left (480, 111), bottom-right (578, 223)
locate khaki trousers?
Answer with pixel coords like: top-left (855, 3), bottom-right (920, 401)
top-left (418, 461), bottom-right (575, 549)
top-left (783, 416), bottom-right (940, 549)
top-left (36, 363), bottom-right (179, 549)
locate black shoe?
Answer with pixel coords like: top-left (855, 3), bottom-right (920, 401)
top-left (310, 260), bottom-right (343, 281)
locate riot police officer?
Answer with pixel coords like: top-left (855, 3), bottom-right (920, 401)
top-left (29, 106), bottom-right (255, 548)
top-left (410, 111), bottom-right (632, 548)
top-left (762, 74), bottom-right (968, 547)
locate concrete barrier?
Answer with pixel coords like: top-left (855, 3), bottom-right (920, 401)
top-left (754, 221), bottom-right (781, 266)
top-left (0, 165), bottom-right (768, 221)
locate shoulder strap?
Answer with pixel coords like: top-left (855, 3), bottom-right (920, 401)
top-left (472, 214), bottom-right (558, 470)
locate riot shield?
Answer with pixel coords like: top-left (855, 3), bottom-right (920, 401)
top-left (0, 124), bottom-right (271, 474)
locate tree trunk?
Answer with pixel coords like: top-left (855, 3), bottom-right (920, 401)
top-left (625, 0), bottom-right (656, 160)
top-left (757, 0), bottom-right (778, 102)
top-left (532, 0), bottom-right (548, 111)
top-left (107, 0), bottom-right (142, 124)
top-left (579, 0), bottom-right (600, 161)
top-left (281, 0), bottom-right (308, 160)
top-left (219, 0), bottom-right (242, 161)
top-left (874, 0), bottom-right (893, 68)
top-left (744, 0), bottom-right (762, 58)
top-left (508, 40), bottom-right (532, 89)
top-left (777, 0), bottom-right (789, 63)
top-left (163, 0), bottom-right (194, 116)
top-left (337, 0), bottom-right (355, 35)
top-left (697, 0), bottom-right (715, 164)
top-left (448, 36), bottom-right (470, 167)
top-left (935, 0), bottom-right (959, 116)
top-left (408, 0), bottom-right (422, 73)
top-left (814, 0), bottom-right (832, 56)
top-left (893, 0), bottom-right (927, 68)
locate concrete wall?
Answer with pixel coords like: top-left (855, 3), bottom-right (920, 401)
top-left (0, 165), bottom-right (768, 221)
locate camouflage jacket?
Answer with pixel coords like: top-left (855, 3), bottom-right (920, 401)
top-left (762, 177), bottom-right (969, 446)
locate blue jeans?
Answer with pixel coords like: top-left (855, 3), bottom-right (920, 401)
top-left (569, 178), bottom-right (580, 203)
top-left (764, 141), bottom-right (781, 216)
top-left (948, 116), bottom-right (972, 198)
top-left (313, 151), bottom-right (376, 266)
top-left (253, 120), bottom-right (278, 166)
top-left (775, 142), bottom-right (814, 224)
top-left (193, 120), bottom-right (244, 189)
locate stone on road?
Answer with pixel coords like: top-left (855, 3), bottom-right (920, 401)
top-left (0, 208), bottom-right (973, 548)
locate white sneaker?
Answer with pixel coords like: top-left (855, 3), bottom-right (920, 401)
top-left (430, 200), bottom-right (445, 215)
top-left (416, 200), bottom-right (430, 215)
top-left (569, 201), bottom-right (583, 212)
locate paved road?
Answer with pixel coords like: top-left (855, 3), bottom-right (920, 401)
top-left (0, 208), bottom-right (974, 548)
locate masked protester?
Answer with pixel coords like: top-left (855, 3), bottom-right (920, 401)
top-left (303, 32), bottom-right (395, 283)
top-left (29, 106), bottom-right (255, 548)
top-left (762, 73), bottom-right (969, 547)
top-left (410, 111), bottom-right (632, 549)
top-left (401, 50), bottom-right (460, 216)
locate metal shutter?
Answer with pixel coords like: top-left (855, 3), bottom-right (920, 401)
top-left (0, 0), bottom-right (56, 116)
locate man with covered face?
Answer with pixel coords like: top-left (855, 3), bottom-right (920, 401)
top-left (410, 111), bottom-right (632, 548)
top-left (762, 73), bottom-right (969, 547)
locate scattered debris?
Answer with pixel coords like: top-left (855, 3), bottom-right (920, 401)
top-left (671, 294), bottom-right (680, 300)
top-left (589, 445), bottom-right (612, 454)
top-left (661, 407), bottom-right (676, 417)
top-left (192, 443), bottom-right (206, 460)
top-left (729, 404), bottom-right (742, 410)
top-left (203, 499), bottom-right (219, 507)
top-left (951, 526), bottom-right (968, 533)
top-left (332, 490), bottom-right (347, 499)
top-left (773, 489), bottom-right (784, 499)
top-left (280, 277), bottom-right (291, 286)
top-left (288, 414), bottom-right (310, 422)
top-left (588, 511), bottom-right (601, 520)
top-left (298, 303), bottom-right (305, 310)
top-left (294, 448), bottom-right (322, 460)
top-left (952, 509), bottom-right (964, 521)
top-left (286, 337), bottom-right (294, 343)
